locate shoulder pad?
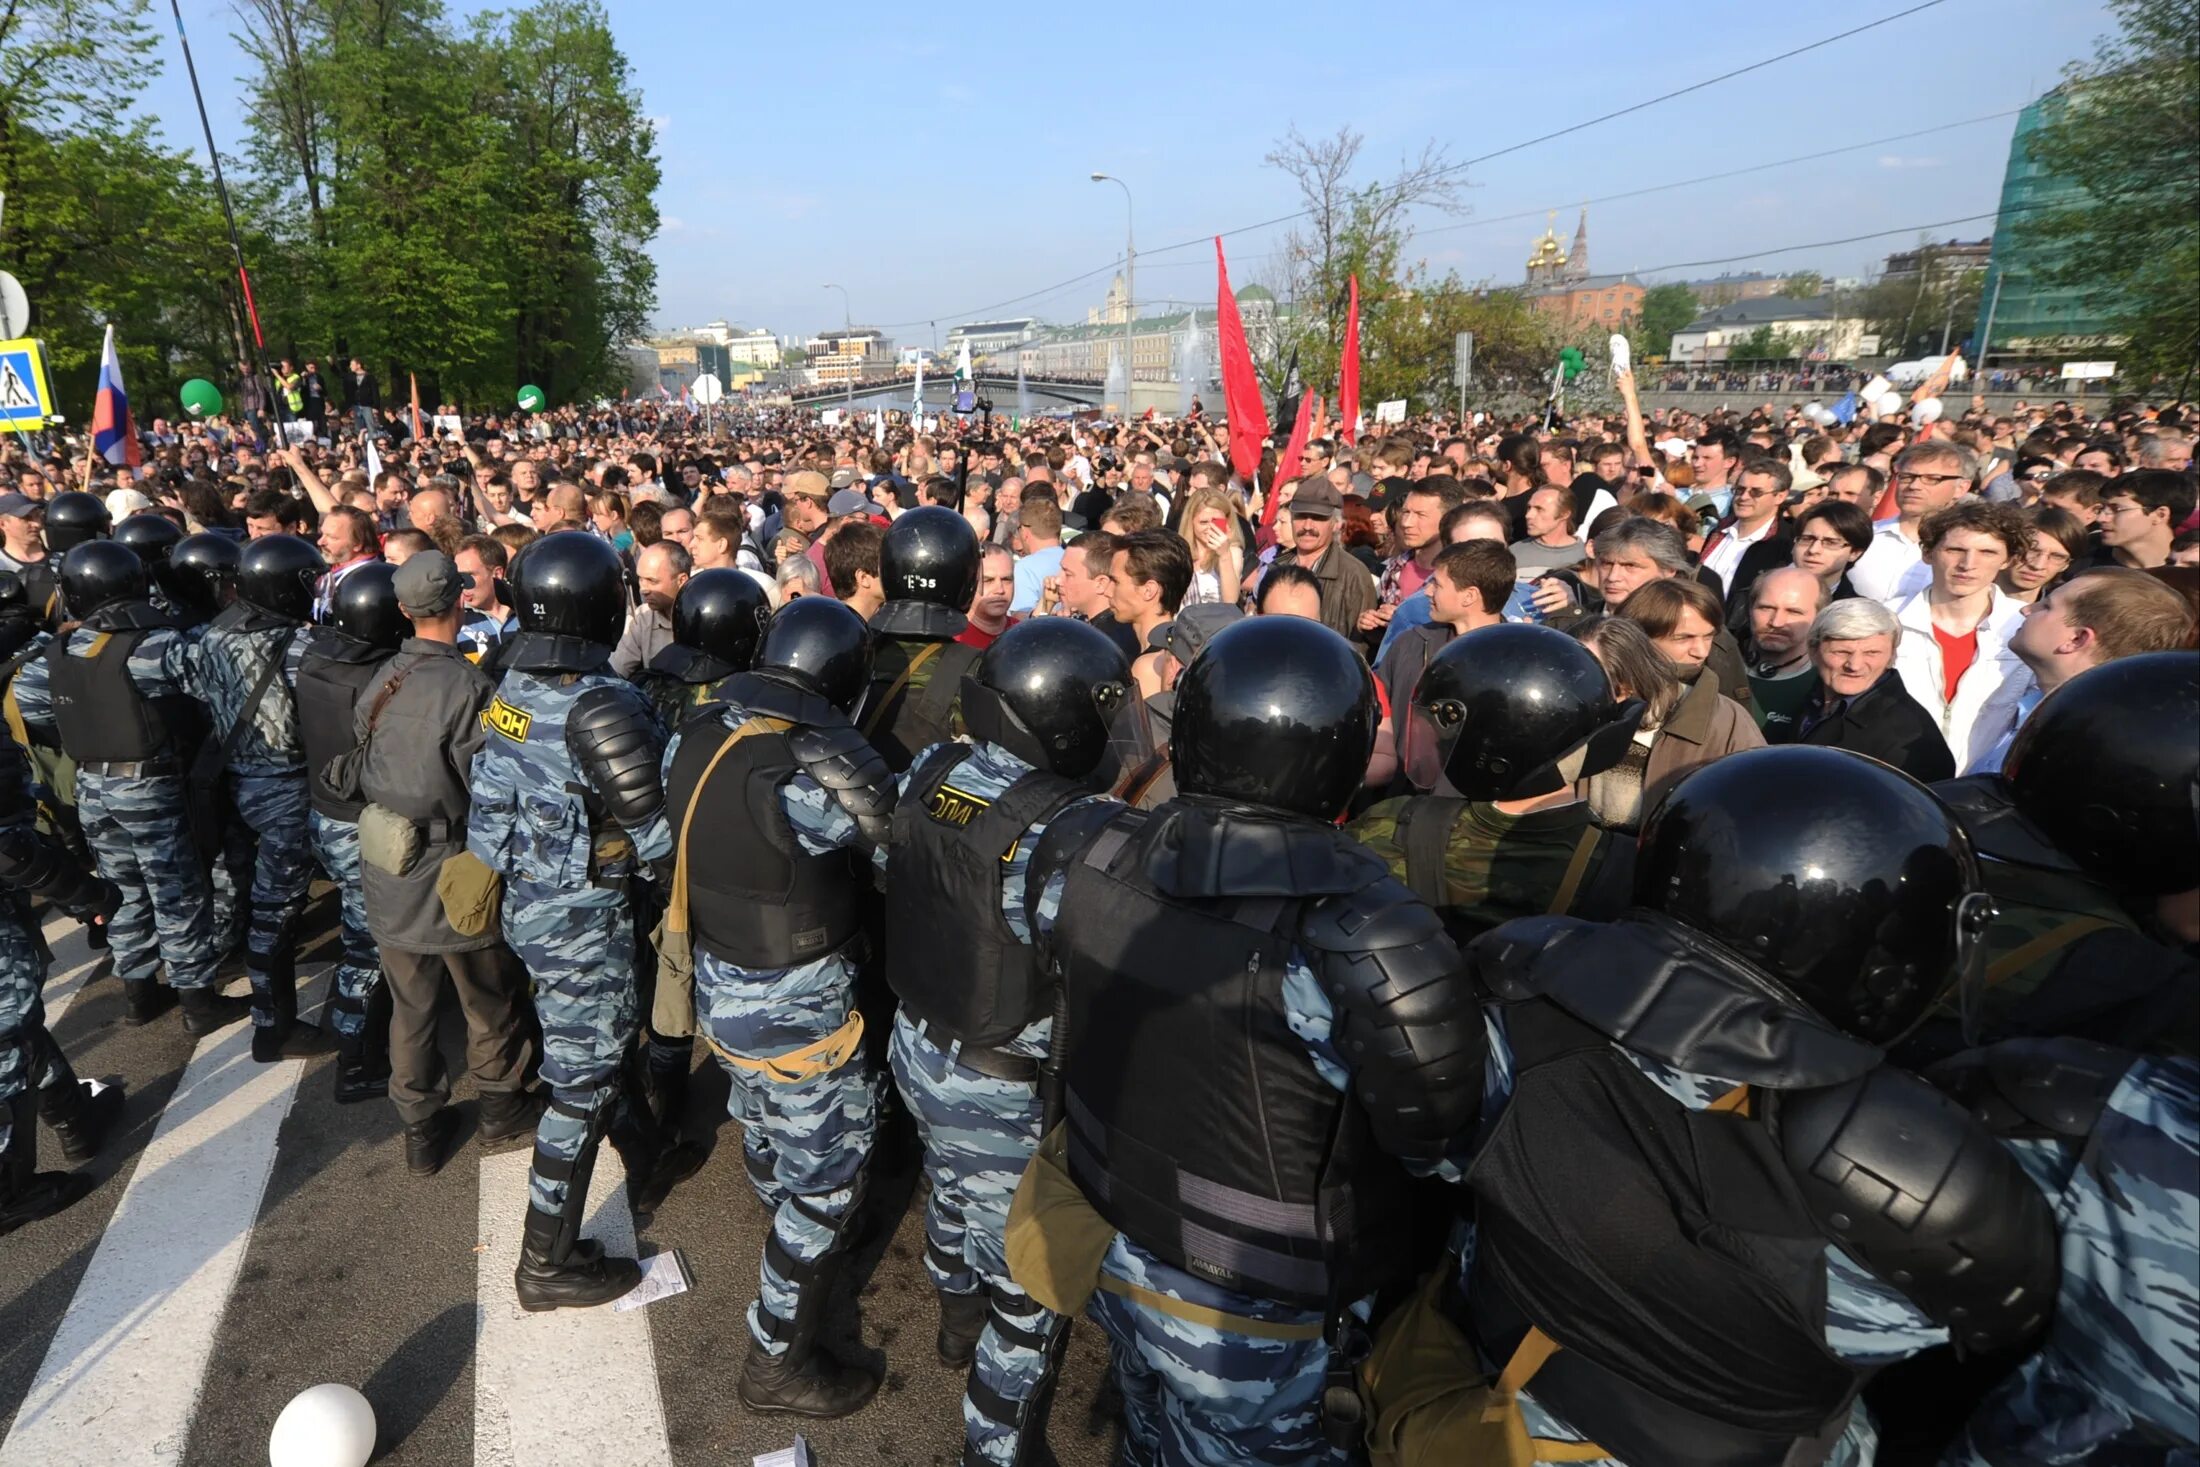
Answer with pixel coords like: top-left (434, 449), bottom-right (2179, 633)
top-left (1023, 797), bottom-right (1133, 929)
top-left (787, 720), bottom-right (897, 849)
top-left (1775, 1066), bottom-right (2060, 1355)
top-left (1301, 876), bottom-right (1484, 1170)
top-left (567, 683), bottom-right (667, 833)
top-left (1926, 1036), bottom-right (2135, 1142)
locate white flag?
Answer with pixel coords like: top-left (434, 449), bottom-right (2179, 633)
top-left (912, 358), bottom-right (924, 409)
top-left (955, 337), bottom-right (973, 384)
top-left (364, 432), bottom-right (382, 482)
top-left (874, 407), bottom-right (886, 446)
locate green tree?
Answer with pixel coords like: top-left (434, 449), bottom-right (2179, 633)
top-left (2015, 0), bottom-right (2200, 383)
top-left (1779, 271), bottom-right (1824, 298)
top-left (1853, 252), bottom-right (1986, 360)
top-left (1629, 283), bottom-right (1700, 361)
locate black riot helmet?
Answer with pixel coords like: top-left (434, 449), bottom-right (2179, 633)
top-left (329, 561), bottom-right (406, 651)
top-left (961, 617), bottom-right (1131, 782)
top-left (58, 540), bottom-right (150, 619)
top-left (878, 506), bottom-right (980, 610)
top-left (754, 595), bottom-right (872, 712)
top-left (508, 530), bottom-right (626, 647)
top-left (2002, 651), bottom-right (2200, 896)
top-left (167, 532), bottom-right (241, 618)
top-left (236, 533), bottom-right (326, 623)
top-left (113, 512), bottom-right (184, 568)
top-left (1171, 616), bottom-right (1377, 821)
top-left (0, 570), bottom-right (36, 661)
top-left (672, 568), bottom-right (771, 671)
top-left (42, 492), bottom-right (111, 553)
top-left (1412, 624), bottom-right (1646, 800)
top-left (1636, 746), bottom-right (1992, 1046)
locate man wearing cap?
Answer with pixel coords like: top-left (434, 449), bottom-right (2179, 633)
top-left (0, 495), bottom-right (54, 624)
top-left (1262, 476), bottom-right (1376, 647)
top-left (328, 551), bottom-right (539, 1174)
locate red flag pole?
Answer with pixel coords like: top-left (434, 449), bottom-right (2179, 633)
top-left (409, 372), bottom-right (425, 443)
top-left (1338, 275), bottom-right (1361, 446)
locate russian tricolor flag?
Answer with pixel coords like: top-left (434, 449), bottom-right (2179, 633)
top-left (92, 324), bottom-right (142, 467)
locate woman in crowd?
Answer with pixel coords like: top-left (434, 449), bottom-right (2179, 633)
top-left (1998, 504), bottom-right (2089, 604)
top-left (1172, 487), bottom-right (1246, 607)
top-left (1571, 614), bottom-right (1762, 831)
top-left (1787, 498), bottom-right (1873, 604)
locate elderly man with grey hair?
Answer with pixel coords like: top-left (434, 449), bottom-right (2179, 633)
top-left (1849, 439), bottom-right (1979, 604)
top-left (2134, 428), bottom-right (2192, 474)
top-left (1791, 596), bottom-right (1953, 780)
top-left (774, 553), bottom-right (820, 600)
top-left (1583, 515), bottom-right (1755, 711)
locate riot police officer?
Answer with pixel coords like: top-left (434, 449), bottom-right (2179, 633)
top-left (40, 491), bottom-right (109, 556)
top-left (8, 543), bottom-right (240, 1029)
top-left (1350, 624), bottom-right (1644, 943)
top-left (881, 617), bottom-right (1128, 1466)
top-left (296, 562), bottom-right (405, 1101)
top-left (186, 533), bottom-right (330, 1062)
top-left (660, 596), bottom-right (895, 1416)
top-left (161, 529), bottom-right (252, 960)
top-left (856, 506), bottom-right (982, 771)
top-left (112, 513), bottom-right (184, 617)
top-left (1031, 615), bottom-right (1484, 1464)
top-left (1909, 651), bottom-right (2200, 1064)
top-left (633, 568), bottom-right (770, 731)
top-left (164, 532), bottom-right (241, 631)
top-left (1, 732), bottom-right (125, 1234)
top-left (465, 532), bottom-right (674, 1311)
top-left (1451, 748), bottom-right (2057, 1465)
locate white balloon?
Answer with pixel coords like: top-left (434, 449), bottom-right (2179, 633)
top-left (269, 1384), bottom-right (376, 1467)
top-left (1875, 391), bottom-right (1906, 417)
top-left (1914, 397), bottom-right (1945, 425)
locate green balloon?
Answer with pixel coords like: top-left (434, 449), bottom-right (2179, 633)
top-left (516, 384), bottom-right (546, 412)
top-left (1558, 347), bottom-right (1585, 381)
top-left (180, 378), bottom-right (224, 418)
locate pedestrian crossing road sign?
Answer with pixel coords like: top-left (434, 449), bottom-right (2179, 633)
top-left (0, 337), bottom-right (55, 427)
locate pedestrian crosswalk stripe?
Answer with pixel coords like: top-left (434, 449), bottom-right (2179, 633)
top-left (0, 1009), bottom-right (311, 1466)
top-left (473, 1147), bottom-right (674, 1467)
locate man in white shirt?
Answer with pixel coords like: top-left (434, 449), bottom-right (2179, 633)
top-left (1889, 499), bottom-right (2032, 770)
top-left (1850, 441), bottom-right (1977, 604)
top-left (1699, 463), bottom-right (1787, 597)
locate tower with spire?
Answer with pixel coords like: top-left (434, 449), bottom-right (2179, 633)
top-left (1567, 207), bottom-right (1590, 283)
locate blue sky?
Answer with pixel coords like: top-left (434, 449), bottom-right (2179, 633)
top-left (139, 0), bottom-right (2115, 342)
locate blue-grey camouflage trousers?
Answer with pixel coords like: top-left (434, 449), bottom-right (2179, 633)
top-left (227, 772), bottom-right (314, 1028)
top-left (77, 770), bottom-right (215, 991)
top-left (0, 911), bottom-right (76, 1159)
top-left (209, 793), bottom-right (256, 958)
top-left (697, 947), bottom-right (876, 1355)
top-left (506, 887), bottom-right (634, 1216)
top-left (1088, 1239), bottom-right (1346, 1467)
top-left (309, 812), bottom-right (380, 1041)
top-left (889, 1009), bottom-right (1067, 1465)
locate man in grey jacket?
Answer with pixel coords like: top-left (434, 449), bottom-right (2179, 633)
top-left (330, 551), bottom-right (540, 1176)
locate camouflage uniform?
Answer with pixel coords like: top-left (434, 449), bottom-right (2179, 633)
top-left (0, 900), bottom-right (80, 1162)
top-left (9, 626), bottom-right (217, 994)
top-left (879, 739), bottom-right (1099, 1466)
top-left (663, 703), bottom-right (878, 1358)
top-left (183, 617), bottom-right (315, 1032)
top-left (172, 612), bottom-right (252, 959)
top-left (1347, 795), bottom-right (1628, 940)
top-left (1939, 1047), bottom-right (2200, 1464)
top-left (311, 812), bottom-right (377, 1041)
top-left (469, 667), bottom-right (671, 1218)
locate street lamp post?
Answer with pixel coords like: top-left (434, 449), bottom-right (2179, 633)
top-left (822, 282), bottom-right (854, 415)
top-left (1091, 173), bottom-right (1133, 419)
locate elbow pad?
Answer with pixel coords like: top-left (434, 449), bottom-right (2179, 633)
top-left (566, 686), bottom-right (667, 835)
top-left (788, 722), bottom-right (899, 853)
top-left (1301, 879), bottom-right (1484, 1169)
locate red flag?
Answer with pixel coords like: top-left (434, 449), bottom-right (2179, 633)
top-left (408, 372), bottom-right (425, 442)
top-left (1263, 392), bottom-right (1320, 531)
top-left (1215, 238), bottom-right (1270, 487)
top-left (1338, 274), bottom-right (1361, 446)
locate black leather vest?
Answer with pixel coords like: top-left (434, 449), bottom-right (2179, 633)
top-left (884, 744), bottom-right (1083, 1049)
top-left (664, 710), bottom-right (862, 970)
top-left (296, 629), bottom-right (393, 820)
top-left (48, 608), bottom-right (189, 763)
top-left (1053, 804), bottom-right (1418, 1310)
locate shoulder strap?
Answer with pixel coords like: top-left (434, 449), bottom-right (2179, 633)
top-left (1984, 915), bottom-right (2121, 988)
top-left (668, 714), bottom-right (793, 934)
top-left (215, 627), bottom-right (299, 770)
top-left (1545, 824), bottom-right (1604, 917)
top-left (1398, 796), bottom-right (1466, 908)
top-left (980, 768), bottom-right (1086, 861)
top-left (361, 661), bottom-right (420, 738)
top-left (911, 639), bottom-right (981, 733)
top-left (859, 640), bottom-right (944, 737)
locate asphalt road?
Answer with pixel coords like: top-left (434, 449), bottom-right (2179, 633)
top-left (0, 888), bottom-right (1122, 1467)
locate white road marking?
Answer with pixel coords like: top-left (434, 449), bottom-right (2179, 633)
top-left (0, 1017), bottom-right (309, 1466)
top-left (473, 1147), bottom-right (674, 1467)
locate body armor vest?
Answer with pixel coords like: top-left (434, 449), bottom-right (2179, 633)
top-left (48, 613), bottom-right (188, 764)
top-left (296, 630), bottom-right (393, 820)
top-left (664, 713), bottom-right (862, 969)
top-left (860, 634), bottom-right (980, 772)
top-left (1053, 806), bottom-right (1418, 1310)
top-left (885, 744), bottom-right (1083, 1049)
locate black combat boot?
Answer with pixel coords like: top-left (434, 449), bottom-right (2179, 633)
top-left (251, 953), bottom-right (331, 1062)
top-left (513, 1131), bottom-right (641, 1311)
top-left (737, 1247), bottom-right (881, 1419)
top-left (0, 1093), bottom-right (95, 1235)
top-left (937, 1287), bottom-right (991, 1368)
top-left (40, 1079), bottom-right (126, 1164)
top-left (405, 1108), bottom-right (458, 1176)
top-left (332, 983), bottom-right (392, 1103)
top-left (477, 1089), bottom-right (545, 1151)
top-left (178, 983), bottom-right (251, 1035)
top-left (122, 979), bottom-right (175, 1026)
